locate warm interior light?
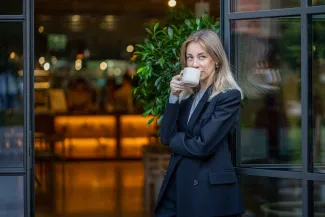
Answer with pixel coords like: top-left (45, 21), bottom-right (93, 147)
top-left (75, 64), bottom-right (82, 70)
top-left (44, 62), bottom-right (50, 71)
top-left (71, 15), bottom-right (80, 22)
top-left (100, 62), bottom-right (108, 70)
top-left (54, 116), bottom-right (156, 157)
top-left (34, 70), bottom-right (49, 76)
top-left (105, 15), bottom-right (114, 23)
top-left (34, 82), bottom-right (50, 89)
top-left (39, 57), bottom-right (45, 65)
top-left (9, 52), bottom-right (15, 59)
top-left (76, 53), bottom-right (84, 60)
top-left (55, 116), bottom-right (116, 129)
top-left (126, 45), bottom-right (134, 53)
top-left (38, 26), bottom-right (44, 33)
top-left (168, 0), bottom-right (176, 7)
top-left (75, 59), bottom-right (82, 70)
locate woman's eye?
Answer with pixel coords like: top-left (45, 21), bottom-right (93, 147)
top-left (187, 56), bottom-right (193, 60)
top-left (199, 56), bottom-right (206, 60)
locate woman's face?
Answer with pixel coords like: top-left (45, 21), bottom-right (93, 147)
top-left (186, 42), bottom-right (216, 87)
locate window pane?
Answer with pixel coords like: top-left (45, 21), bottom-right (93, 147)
top-left (312, 15), bottom-right (325, 173)
top-left (0, 176), bottom-right (24, 217)
top-left (314, 181), bottom-right (325, 215)
top-left (239, 175), bottom-right (302, 217)
top-left (232, 18), bottom-right (301, 170)
top-left (231, 0), bottom-right (300, 12)
top-left (0, 0), bottom-right (22, 15)
top-left (312, 0), bottom-right (325, 6)
top-left (0, 23), bottom-right (24, 168)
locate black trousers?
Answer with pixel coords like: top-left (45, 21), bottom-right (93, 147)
top-left (155, 170), bottom-right (177, 217)
top-left (154, 171), bottom-right (240, 217)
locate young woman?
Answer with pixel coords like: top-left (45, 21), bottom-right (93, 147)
top-left (155, 29), bottom-right (245, 217)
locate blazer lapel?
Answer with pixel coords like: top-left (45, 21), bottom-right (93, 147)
top-left (187, 86), bottom-right (212, 133)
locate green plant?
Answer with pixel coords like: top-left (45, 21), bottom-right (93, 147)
top-left (133, 11), bottom-right (220, 129)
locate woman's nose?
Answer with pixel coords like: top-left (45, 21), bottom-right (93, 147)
top-left (192, 59), bottom-right (199, 68)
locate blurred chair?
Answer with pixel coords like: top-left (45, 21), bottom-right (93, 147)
top-left (142, 144), bottom-right (170, 212)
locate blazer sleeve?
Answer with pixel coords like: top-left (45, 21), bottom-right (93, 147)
top-left (160, 102), bottom-right (180, 145)
top-left (169, 89), bottom-right (241, 158)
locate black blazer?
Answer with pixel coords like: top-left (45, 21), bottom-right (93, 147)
top-left (155, 87), bottom-right (245, 217)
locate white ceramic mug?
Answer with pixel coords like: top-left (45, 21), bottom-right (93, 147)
top-left (181, 67), bottom-right (201, 87)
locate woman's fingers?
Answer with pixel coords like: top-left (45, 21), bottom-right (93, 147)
top-left (170, 72), bottom-right (188, 96)
top-left (170, 84), bottom-right (188, 92)
top-left (172, 74), bottom-right (182, 81)
top-left (171, 83), bottom-right (186, 89)
top-left (170, 79), bottom-right (183, 85)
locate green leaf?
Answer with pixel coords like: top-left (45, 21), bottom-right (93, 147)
top-left (145, 28), bottom-right (153, 35)
top-left (157, 115), bottom-right (163, 125)
top-left (174, 61), bottom-right (181, 69)
top-left (155, 77), bottom-right (162, 87)
top-left (157, 41), bottom-right (162, 48)
top-left (172, 48), bottom-right (177, 56)
top-left (135, 44), bottom-right (146, 49)
top-left (141, 53), bottom-right (148, 61)
top-left (144, 102), bottom-right (154, 110)
top-left (133, 51), bottom-right (142, 55)
top-left (137, 67), bottom-right (144, 73)
top-left (158, 57), bottom-right (165, 67)
top-left (185, 19), bottom-right (191, 28)
top-left (146, 64), bottom-right (153, 76)
top-left (149, 43), bottom-right (154, 50)
top-left (147, 117), bottom-right (155, 126)
top-left (152, 107), bottom-right (159, 115)
top-left (142, 109), bottom-right (152, 117)
top-left (154, 23), bottom-right (159, 33)
top-left (196, 18), bottom-right (200, 26)
top-left (168, 27), bottom-right (174, 39)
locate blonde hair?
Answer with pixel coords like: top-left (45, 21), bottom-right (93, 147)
top-left (179, 29), bottom-right (243, 101)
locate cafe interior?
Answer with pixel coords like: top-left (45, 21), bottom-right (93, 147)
top-left (32, 0), bottom-right (220, 216)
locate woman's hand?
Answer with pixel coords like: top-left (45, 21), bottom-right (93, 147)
top-left (170, 71), bottom-right (188, 97)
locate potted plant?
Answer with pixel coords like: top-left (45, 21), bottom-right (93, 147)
top-left (133, 8), bottom-right (220, 131)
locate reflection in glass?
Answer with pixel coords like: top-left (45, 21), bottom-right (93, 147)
top-left (0, 23), bottom-right (24, 167)
top-left (0, 176), bottom-right (24, 217)
top-left (232, 18), bottom-right (301, 170)
top-left (231, 0), bottom-right (300, 12)
top-left (312, 15), bottom-right (325, 173)
top-left (312, 0), bottom-right (325, 6)
top-left (314, 181), bottom-right (325, 215)
top-left (0, 0), bottom-right (22, 15)
top-left (239, 175), bottom-right (302, 217)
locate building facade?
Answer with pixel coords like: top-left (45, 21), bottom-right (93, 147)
top-left (1, 0), bottom-right (325, 216)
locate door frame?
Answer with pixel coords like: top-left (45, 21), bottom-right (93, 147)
top-left (0, 0), bottom-right (34, 216)
top-left (220, 1), bottom-right (325, 216)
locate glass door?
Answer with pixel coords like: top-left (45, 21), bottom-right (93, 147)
top-left (0, 0), bottom-right (34, 216)
top-left (221, 0), bottom-right (325, 216)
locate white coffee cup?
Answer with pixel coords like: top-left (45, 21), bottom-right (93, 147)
top-left (181, 67), bottom-right (201, 87)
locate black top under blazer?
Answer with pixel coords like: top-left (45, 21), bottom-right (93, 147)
top-left (155, 87), bottom-right (245, 217)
